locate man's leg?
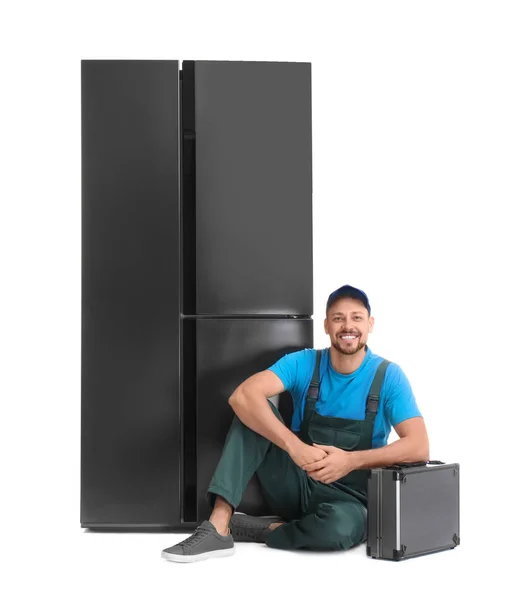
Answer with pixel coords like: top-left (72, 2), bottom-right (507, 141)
top-left (162, 411), bottom-right (267, 562)
top-left (254, 440), bottom-right (313, 522)
top-left (162, 401), bottom-right (301, 562)
top-left (207, 402), bottom-right (309, 532)
top-left (221, 439), bottom-right (313, 543)
top-left (209, 496), bottom-right (233, 536)
top-left (206, 412), bottom-right (274, 516)
top-left (265, 491), bottom-right (367, 551)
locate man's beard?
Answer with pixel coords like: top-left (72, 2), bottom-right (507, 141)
top-left (332, 335), bottom-right (366, 356)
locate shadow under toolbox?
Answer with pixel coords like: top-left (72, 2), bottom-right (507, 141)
top-left (367, 461), bottom-right (460, 560)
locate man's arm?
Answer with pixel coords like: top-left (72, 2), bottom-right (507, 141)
top-left (228, 370), bottom-right (299, 453)
top-left (350, 416), bottom-right (430, 469)
top-left (304, 416), bottom-right (430, 484)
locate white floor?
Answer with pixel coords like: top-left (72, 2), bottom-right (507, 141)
top-left (4, 516), bottom-right (504, 600)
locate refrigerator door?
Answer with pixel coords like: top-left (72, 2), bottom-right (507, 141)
top-left (182, 317), bottom-right (313, 524)
top-left (182, 61), bottom-right (313, 317)
top-left (81, 60), bottom-right (181, 527)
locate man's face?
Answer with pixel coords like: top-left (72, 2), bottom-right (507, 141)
top-left (324, 297), bottom-right (375, 356)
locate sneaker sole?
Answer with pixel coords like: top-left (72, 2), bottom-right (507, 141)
top-left (161, 547), bottom-right (235, 563)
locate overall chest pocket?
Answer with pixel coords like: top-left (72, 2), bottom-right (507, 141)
top-left (308, 419), bottom-right (361, 451)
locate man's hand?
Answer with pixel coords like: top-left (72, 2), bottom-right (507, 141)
top-left (302, 443), bottom-right (356, 484)
top-left (287, 439), bottom-right (328, 469)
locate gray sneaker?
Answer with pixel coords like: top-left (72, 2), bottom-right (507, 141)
top-left (161, 520), bottom-right (235, 563)
top-left (229, 513), bottom-right (283, 543)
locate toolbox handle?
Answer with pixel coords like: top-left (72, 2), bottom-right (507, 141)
top-left (389, 460), bottom-right (445, 468)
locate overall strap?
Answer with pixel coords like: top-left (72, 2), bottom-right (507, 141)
top-left (299, 349), bottom-right (322, 439)
top-left (306, 349), bottom-right (322, 403)
top-left (365, 359), bottom-right (391, 415)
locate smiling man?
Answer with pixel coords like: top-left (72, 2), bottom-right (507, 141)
top-left (162, 284), bottom-right (429, 562)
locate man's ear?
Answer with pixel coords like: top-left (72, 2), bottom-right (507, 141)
top-left (368, 316), bottom-right (375, 333)
top-left (324, 317), bottom-right (328, 334)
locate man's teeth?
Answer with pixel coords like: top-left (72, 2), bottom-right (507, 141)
top-left (341, 335), bottom-right (358, 339)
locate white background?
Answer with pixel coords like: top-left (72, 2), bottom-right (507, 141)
top-left (1, 0), bottom-right (511, 598)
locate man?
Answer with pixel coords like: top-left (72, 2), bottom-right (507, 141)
top-left (162, 284), bottom-right (429, 562)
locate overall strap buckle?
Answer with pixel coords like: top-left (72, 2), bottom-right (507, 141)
top-left (300, 350), bottom-right (323, 443)
top-left (366, 393), bottom-right (379, 414)
top-left (365, 359), bottom-right (391, 415)
top-left (306, 350), bottom-right (322, 402)
top-left (306, 382), bottom-right (319, 399)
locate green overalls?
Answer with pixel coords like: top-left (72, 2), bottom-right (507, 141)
top-left (207, 349), bottom-right (390, 551)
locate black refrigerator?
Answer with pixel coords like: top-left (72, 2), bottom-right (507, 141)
top-left (81, 60), bottom-right (313, 530)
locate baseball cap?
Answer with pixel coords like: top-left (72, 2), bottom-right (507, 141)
top-left (326, 284), bottom-right (371, 315)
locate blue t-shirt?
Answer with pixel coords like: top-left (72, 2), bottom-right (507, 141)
top-left (268, 347), bottom-right (421, 449)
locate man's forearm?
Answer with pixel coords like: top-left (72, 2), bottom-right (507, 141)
top-left (228, 391), bottom-right (299, 453)
top-left (350, 435), bottom-right (429, 470)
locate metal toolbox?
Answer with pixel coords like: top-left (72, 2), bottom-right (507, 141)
top-left (366, 461), bottom-right (460, 560)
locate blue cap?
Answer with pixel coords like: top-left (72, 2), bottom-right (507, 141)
top-left (326, 285), bottom-right (371, 315)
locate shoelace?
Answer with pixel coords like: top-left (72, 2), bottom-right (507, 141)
top-left (179, 527), bottom-right (211, 550)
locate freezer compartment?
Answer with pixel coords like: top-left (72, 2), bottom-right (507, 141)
top-left (183, 317), bottom-right (313, 524)
top-left (81, 60), bottom-right (181, 527)
top-left (182, 60), bottom-right (313, 317)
